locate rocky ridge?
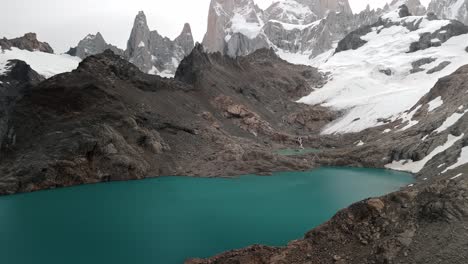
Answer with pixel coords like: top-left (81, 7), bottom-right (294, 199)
top-left (0, 33), bottom-right (54, 53)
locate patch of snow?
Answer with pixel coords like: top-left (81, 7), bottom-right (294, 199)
top-left (171, 57), bottom-right (179, 68)
top-left (422, 135), bottom-right (429, 141)
top-left (268, 19), bottom-right (321, 31)
top-left (356, 140), bottom-right (365, 146)
top-left (230, 13), bottom-right (262, 39)
top-left (147, 66), bottom-right (174, 78)
top-left (442, 146), bottom-right (468, 173)
top-left (408, 184), bottom-right (414, 187)
top-left (398, 106), bottom-right (421, 131)
top-left (435, 110), bottom-right (468, 133)
top-left (385, 133), bottom-right (464, 173)
top-left (438, 163), bottom-right (446, 168)
top-left (459, 105), bottom-right (464, 110)
top-left (298, 15), bottom-right (468, 134)
top-left (138, 41), bottom-right (145, 48)
top-left (383, 129), bottom-right (392, 133)
top-left (428, 96), bottom-right (443, 112)
top-left (450, 173), bottom-right (463, 180)
top-left (0, 47), bottom-right (80, 78)
top-left (431, 38), bottom-right (441, 43)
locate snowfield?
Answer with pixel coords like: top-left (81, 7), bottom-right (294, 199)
top-left (0, 48), bottom-right (81, 78)
top-left (296, 11), bottom-right (468, 134)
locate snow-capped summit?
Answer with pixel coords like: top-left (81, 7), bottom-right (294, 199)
top-left (428, 0), bottom-right (468, 25)
top-left (125, 11), bottom-right (195, 77)
top-left (202, 0), bottom-right (429, 61)
top-left (299, 6), bottom-right (468, 134)
top-left (66, 32), bottom-right (124, 59)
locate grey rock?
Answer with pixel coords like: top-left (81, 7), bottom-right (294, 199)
top-left (427, 61), bottom-right (451, 74)
top-left (410, 57), bottom-right (436, 74)
top-left (66, 32), bottom-right (124, 59)
top-left (0, 33), bottom-right (53, 53)
top-left (428, 0), bottom-right (468, 25)
top-left (125, 11), bottom-right (195, 75)
top-left (409, 20), bottom-right (468, 52)
top-left (0, 60), bottom-right (43, 151)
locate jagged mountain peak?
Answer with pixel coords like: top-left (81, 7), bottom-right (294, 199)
top-left (66, 32), bottom-right (124, 59)
top-left (124, 11), bottom-right (194, 77)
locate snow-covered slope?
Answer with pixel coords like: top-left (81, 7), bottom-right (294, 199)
top-left (298, 8), bottom-right (468, 134)
top-left (0, 48), bottom-right (80, 78)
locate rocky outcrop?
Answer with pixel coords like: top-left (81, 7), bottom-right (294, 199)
top-left (125, 11), bottom-right (194, 75)
top-left (391, 0), bottom-right (426, 16)
top-left (0, 33), bottom-right (54, 53)
top-left (428, 0), bottom-right (468, 25)
top-left (66, 32), bottom-right (124, 59)
top-left (408, 20), bottom-right (468, 52)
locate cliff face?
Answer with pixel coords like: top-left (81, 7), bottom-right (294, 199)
top-left (125, 11), bottom-right (195, 76)
top-left (428, 0), bottom-right (468, 25)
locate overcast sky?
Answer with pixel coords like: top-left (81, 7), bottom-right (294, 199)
top-left (0, 0), bottom-right (431, 53)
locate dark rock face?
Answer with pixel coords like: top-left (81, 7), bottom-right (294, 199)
top-left (409, 21), bottom-right (468, 52)
top-left (0, 47), bottom-right (335, 195)
top-left (427, 61), bottom-right (451, 74)
top-left (398, 4), bottom-right (412, 18)
top-left (0, 60), bottom-right (44, 151)
top-left (410, 57), bottom-right (436, 74)
top-left (335, 24), bottom-right (373, 53)
top-left (0, 33), bottom-right (54, 53)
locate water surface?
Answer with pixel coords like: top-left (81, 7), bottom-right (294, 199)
top-left (0, 167), bottom-right (412, 264)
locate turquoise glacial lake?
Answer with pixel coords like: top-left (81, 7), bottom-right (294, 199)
top-left (0, 167), bottom-right (412, 264)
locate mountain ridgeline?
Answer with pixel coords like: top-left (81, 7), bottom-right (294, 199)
top-left (67, 11), bottom-right (194, 76)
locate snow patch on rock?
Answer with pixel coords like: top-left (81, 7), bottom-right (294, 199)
top-left (385, 133), bottom-right (464, 173)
